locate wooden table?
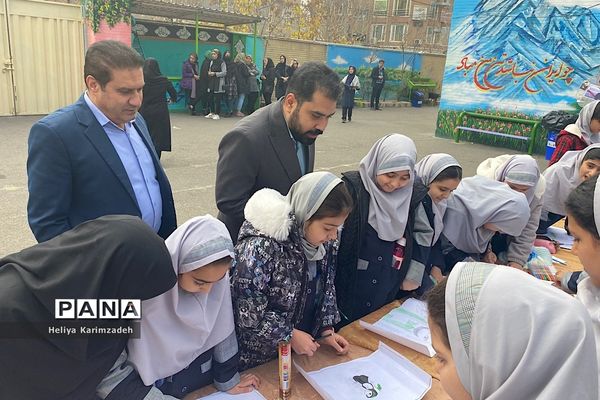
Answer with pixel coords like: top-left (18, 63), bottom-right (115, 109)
top-left (187, 331), bottom-right (450, 399)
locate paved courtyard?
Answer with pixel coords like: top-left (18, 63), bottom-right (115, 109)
top-left (0, 105), bottom-right (546, 256)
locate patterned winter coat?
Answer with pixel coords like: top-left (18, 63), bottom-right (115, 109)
top-left (231, 188), bottom-right (341, 370)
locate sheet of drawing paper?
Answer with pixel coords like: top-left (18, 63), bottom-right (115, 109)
top-left (196, 390), bottom-right (267, 400)
top-left (546, 227), bottom-right (574, 249)
top-left (296, 342), bottom-right (431, 400)
top-left (361, 298), bottom-right (435, 356)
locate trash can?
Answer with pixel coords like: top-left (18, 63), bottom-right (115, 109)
top-left (411, 91), bottom-right (424, 107)
top-left (545, 131), bottom-right (557, 160)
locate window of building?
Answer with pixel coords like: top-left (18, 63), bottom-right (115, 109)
top-left (372, 24), bottom-right (386, 42)
top-left (393, 0), bottom-right (410, 16)
top-left (390, 24), bottom-right (408, 42)
top-left (426, 26), bottom-right (442, 44)
top-left (413, 5), bottom-right (428, 20)
top-left (374, 0), bottom-right (388, 16)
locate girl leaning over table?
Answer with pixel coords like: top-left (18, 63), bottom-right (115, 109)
top-left (231, 172), bottom-right (353, 370)
top-left (413, 154), bottom-right (462, 284)
top-left (335, 134), bottom-right (430, 329)
top-left (123, 216), bottom-right (259, 399)
top-left (441, 175), bottom-right (530, 272)
top-left (426, 261), bottom-right (598, 400)
top-left (476, 154), bottom-right (544, 270)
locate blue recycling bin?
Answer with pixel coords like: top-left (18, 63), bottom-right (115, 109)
top-left (411, 91), bottom-right (424, 107)
top-left (545, 131), bottom-right (557, 160)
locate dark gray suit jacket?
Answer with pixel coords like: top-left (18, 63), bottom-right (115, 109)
top-left (215, 99), bottom-right (315, 241)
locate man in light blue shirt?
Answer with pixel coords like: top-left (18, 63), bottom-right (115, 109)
top-left (27, 40), bottom-right (176, 242)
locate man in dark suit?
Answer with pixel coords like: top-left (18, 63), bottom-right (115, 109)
top-left (370, 59), bottom-right (386, 110)
top-left (27, 40), bottom-right (176, 242)
top-left (216, 62), bottom-right (342, 241)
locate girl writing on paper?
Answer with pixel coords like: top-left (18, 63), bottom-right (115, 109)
top-left (441, 176), bottom-right (530, 271)
top-left (563, 175), bottom-right (600, 378)
top-left (0, 216), bottom-right (177, 400)
top-left (549, 100), bottom-right (600, 166)
top-left (335, 134), bottom-right (429, 328)
top-left (476, 155), bottom-right (544, 269)
top-left (426, 262), bottom-right (598, 400)
top-left (232, 172), bottom-right (353, 370)
top-left (538, 144), bottom-right (600, 234)
top-left (413, 154), bottom-right (462, 283)
top-left (123, 216), bottom-right (260, 399)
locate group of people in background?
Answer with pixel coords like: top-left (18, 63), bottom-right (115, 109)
top-left (3, 40), bottom-right (600, 400)
top-left (181, 51), bottom-right (300, 121)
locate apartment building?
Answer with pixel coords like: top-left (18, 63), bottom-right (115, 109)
top-left (370, 0), bottom-right (452, 53)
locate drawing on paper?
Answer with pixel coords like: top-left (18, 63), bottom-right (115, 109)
top-left (353, 375), bottom-right (382, 398)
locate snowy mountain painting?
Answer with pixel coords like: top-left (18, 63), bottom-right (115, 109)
top-left (439, 0), bottom-right (599, 115)
top-left (436, 0), bottom-right (600, 153)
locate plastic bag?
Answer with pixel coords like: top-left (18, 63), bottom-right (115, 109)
top-left (526, 246), bottom-right (556, 281)
top-left (541, 111), bottom-right (578, 131)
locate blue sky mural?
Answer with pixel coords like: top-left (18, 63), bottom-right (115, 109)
top-left (326, 45), bottom-right (422, 72)
top-left (439, 0), bottom-right (600, 115)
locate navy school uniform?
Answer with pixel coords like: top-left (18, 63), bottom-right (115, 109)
top-left (335, 171), bottom-right (429, 329)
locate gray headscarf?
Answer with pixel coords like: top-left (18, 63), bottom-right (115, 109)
top-left (286, 171), bottom-right (343, 261)
top-left (446, 262), bottom-right (598, 399)
top-left (477, 154), bottom-right (541, 204)
top-left (414, 153), bottom-right (461, 243)
top-left (442, 176), bottom-right (530, 253)
top-left (543, 143), bottom-right (600, 215)
top-left (128, 215), bottom-right (236, 385)
top-left (577, 100), bottom-right (600, 144)
top-left (359, 134), bottom-right (417, 241)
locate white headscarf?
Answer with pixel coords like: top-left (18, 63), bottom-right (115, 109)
top-left (286, 171), bottom-right (344, 261)
top-left (577, 176), bottom-right (600, 391)
top-left (476, 154), bottom-right (543, 204)
top-left (128, 215), bottom-right (236, 385)
top-left (414, 153), bottom-right (461, 243)
top-left (577, 100), bottom-right (600, 144)
top-left (442, 176), bottom-right (530, 253)
top-left (543, 143), bottom-right (600, 215)
top-left (445, 262), bottom-right (598, 400)
top-left (359, 134), bottom-right (417, 241)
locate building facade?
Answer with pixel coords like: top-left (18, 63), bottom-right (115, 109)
top-left (369, 0), bottom-right (452, 54)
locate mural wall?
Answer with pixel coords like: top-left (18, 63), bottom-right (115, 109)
top-left (326, 45), bottom-right (424, 103)
top-left (436, 0), bottom-right (600, 153)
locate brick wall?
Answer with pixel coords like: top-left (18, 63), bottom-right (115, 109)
top-left (86, 20), bottom-right (131, 47)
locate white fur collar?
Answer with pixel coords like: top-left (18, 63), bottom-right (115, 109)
top-left (244, 188), bottom-right (293, 241)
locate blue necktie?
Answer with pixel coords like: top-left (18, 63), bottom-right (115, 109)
top-left (295, 141), bottom-right (306, 175)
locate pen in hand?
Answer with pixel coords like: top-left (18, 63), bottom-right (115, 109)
top-left (313, 332), bottom-right (334, 342)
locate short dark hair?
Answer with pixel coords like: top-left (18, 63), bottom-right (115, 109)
top-left (286, 62), bottom-right (342, 104)
top-left (583, 148), bottom-right (600, 162)
top-left (426, 277), bottom-right (449, 348)
top-left (378, 59), bottom-right (385, 64)
top-left (566, 175), bottom-right (600, 240)
top-left (433, 166), bottom-right (463, 182)
top-left (593, 102), bottom-right (600, 121)
top-left (310, 182), bottom-right (353, 221)
top-left (84, 40), bottom-right (143, 88)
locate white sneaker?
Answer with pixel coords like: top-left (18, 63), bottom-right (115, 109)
top-left (212, 114), bottom-right (220, 120)
top-left (204, 113), bottom-right (213, 119)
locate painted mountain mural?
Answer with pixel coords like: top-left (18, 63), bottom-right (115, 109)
top-left (439, 0), bottom-right (600, 115)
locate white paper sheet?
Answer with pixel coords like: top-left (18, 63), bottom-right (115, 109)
top-left (295, 342), bottom-right (432, 400)
top-left (196, 390), bottom-right (267, 400)
top-left (360, 298), bottom-right (435, 357)
top-left (545, 226), bottom-right (574, 250)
